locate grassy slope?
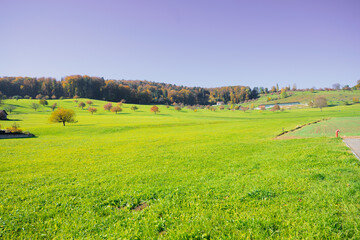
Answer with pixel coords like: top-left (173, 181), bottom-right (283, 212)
top-left (1, 99), bottom-right (360, 239)
top-left (244, 90), bottom-right (360, 107)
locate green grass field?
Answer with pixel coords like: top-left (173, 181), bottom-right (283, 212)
top-left (249, 90), bottom-right (360, 108)
top-left (1, 99), bottom-right (360, 239)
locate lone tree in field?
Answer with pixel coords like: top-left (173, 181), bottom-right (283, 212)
top-left (49, 108), bottom-right (76, 126)
top-left (111, 106), bottom-right (122, 114)
top-left (88, 107), bottom-right (97, 115)
top-left (78, 102), bottom-right (86, 109)
top-left (86, 100), bottom-right (93, 106)
top-left (314, 96), bottom-right (327, 111)
top-left (5, 105), bottom-right (16, 114)
top-left (31, 103), bottom-right (40, 111)
top-left (131, 105), bottom-right (138, 111)
top-left (174, 106), bottom-right (182, 111)
top-left (240, 106), bottom-right (249, 112)
top-left (150, 105), bottom-right (160, 115)
top-left (50, 103), bottom-right (57, 111)
top-left (39, 99), bottom-right (48, 106)
top-left (271, 104), bottom-right (280, 112)
top-left (104, 103), bottom-right (113, 111)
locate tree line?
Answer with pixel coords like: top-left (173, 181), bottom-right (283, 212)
top-left (0, 75), bottom-right (260, 105)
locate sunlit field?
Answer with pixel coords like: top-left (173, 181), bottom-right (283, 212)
top-left (1, 99), bottom-right (360, 239)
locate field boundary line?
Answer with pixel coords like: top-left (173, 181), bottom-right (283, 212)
top-left (276, 118), bottom-right (330, 138)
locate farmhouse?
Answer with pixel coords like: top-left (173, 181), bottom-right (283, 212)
top-left (0, 110), bottom-right (8, 120)
top-left (216, 101), bottom-right (225, 105)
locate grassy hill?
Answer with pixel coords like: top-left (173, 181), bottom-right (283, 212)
top-left (1, 98), bottom-right (360, 238)
top-left (241, 90), bottom-right (360, 108)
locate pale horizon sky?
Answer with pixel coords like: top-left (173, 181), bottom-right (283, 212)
top-left (1, 0), bottom-right (359, 89)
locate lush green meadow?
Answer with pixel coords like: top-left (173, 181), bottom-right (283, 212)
top-left (1, 99), bottom-right (360, 239)
top-left (250, 90), bottom-right (360, 107)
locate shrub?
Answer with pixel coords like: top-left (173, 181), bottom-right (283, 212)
top-left (219, 106), bottom-right (225, 110)
top-left (6, 123), bottom-right (22, 133)
top-left (174, 106), bottom-right (182, 111)
top-left (51, 95), bottom-right (57, 99)
top-left (353, 97), bottom-right (359, 104)
top-left (35, 94), bottom-right (43, 99)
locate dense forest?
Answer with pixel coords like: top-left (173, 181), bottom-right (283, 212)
top-left (0, 76), bottom-right (261, 105)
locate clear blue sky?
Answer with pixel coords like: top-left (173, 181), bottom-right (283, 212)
top-left (1, 0), bottom-right (359, 88)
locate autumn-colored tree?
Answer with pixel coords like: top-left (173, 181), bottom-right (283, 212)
top-left (49, 108), bottom-right (76, 126)
top-left (259, 105), bottom-right (266, 110)
top-left (219, 106), bottom-right (225, 110)
top-left (240, 106), bottom-right (249, 112)
top-left (86, 100), bottom-right (93, 106)
top-left (271, 104), bottom-right (280, 111)
top-left (174, 106), bottom-right (182, 111)
top-left (235, 106), bottom-right (240, 110)
top-left (150, 105), bottom-right (160, 114)
top-left (36, 94), bottom-right (43, 99)
top-left (131, 105), bottom-right (138, 111)
top-left (78, 102), bottom-right (86, 109)
top-left (6, 123), bottom-right (22, 133)
top-left (51, 95), bottom-right (56, 99)
top-left (31, 103), bottom-right (40, 111)
top-left (74, 99), bottom-right (78, 103)
top-left (50, 103), bottom-right (57, 111)
top-left (352, 97), bottom-right (359, 104)
top-left (104, 103), bottom-right (113, 111)
top-left (111, 106), bottom-right (122, 114)
top-left (88, 107), bottom-right (97, 115)
top-left (314, 96), bottom-right (327, 111)
top-left (39, 99), bottom-right (48, 106)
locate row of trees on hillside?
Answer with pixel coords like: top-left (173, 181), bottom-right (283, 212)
top-left (0, 76), bottom-right (260, 105)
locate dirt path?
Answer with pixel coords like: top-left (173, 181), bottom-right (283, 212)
top-left (343, 137), bottom-right (360, 160)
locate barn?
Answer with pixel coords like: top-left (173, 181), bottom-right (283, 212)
top-left (0, 110), bottom-right (8, 120)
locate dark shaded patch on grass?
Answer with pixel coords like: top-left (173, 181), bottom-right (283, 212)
top-left (247, 189), bottom-right (276, 200)
top-left (311, 173), bottom-right (326, 180)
